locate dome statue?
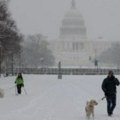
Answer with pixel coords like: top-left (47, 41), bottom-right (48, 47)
top-left (60, 0), bottom-right (87, 39)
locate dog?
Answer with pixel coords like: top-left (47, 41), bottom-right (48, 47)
top-left (85, 99), bottom-right (98, 120)
top-left (0, 88), bottom-right (4, 98)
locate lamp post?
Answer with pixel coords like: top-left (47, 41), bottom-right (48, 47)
top-left (18, 50), bottom-right (22, 73)
top-left (58, 61), bottom-right (62, 79)
top-left (11, 53), bottom-right (14, 75)
top-left (40, 57), bottom-right (44, 68)
top-left (7, 51), bottom-right (14, 75)
top-left (94, 59), bottom-right (98, 68)
top-left (40, 57), bottom-right (44, 74)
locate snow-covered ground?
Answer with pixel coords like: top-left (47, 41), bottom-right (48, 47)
top-left (0, 74), bottom-right (120, 120)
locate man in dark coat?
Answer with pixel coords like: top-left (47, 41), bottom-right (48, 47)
top-left (102, 70), bottom-right (120, 116)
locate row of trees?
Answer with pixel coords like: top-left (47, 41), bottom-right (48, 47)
top-left (99, 43), bottom-right (120, 68)
top-left (21, 34), bottom-right (55, 68)
top-left (0, 0), bottom-right (55, 75)
top-left (0, 0), bottom-right (23, 73)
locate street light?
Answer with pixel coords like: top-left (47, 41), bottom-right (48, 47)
top-left (10, 51), bottom-right (14, 75)
top-left (58, 61), bottom-right (62, 79)
top-left (19, 50), bottom-right (22, 73)
top-left (40, 57), bottom-right (44, 74)
top-left (40, 57), bottom-right (44, 68)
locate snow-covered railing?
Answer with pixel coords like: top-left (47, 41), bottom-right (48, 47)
top-left (4, 67), bottom-right (120, 75)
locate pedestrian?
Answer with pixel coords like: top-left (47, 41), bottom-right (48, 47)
top-left (101, 70), bottom-right (120, 116)
top-left (15, 73), bottom-right (24, 94)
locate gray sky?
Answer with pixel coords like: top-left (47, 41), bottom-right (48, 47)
top-left (9, 0), bottom-right (120, 41)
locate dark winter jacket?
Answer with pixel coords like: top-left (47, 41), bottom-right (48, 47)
top-left (102, 75), bottom-right (120, 96)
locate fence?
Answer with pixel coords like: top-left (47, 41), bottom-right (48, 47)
top-left (5, 67), bottom-right (120, 75)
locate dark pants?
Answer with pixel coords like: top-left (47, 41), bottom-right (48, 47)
top-left (16, 84), bottom-right (22, 94)
top-left (106, 94), bottom-right (116, 115)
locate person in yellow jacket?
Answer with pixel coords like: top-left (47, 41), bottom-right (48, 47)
top-left (15, 73), bottom-right (24, 94)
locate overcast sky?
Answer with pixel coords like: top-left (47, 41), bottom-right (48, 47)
top-left (9, 0), bottom-right (120, 41)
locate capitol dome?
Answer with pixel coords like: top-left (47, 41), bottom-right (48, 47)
top-left (60, 0), bottom-right (87, 39)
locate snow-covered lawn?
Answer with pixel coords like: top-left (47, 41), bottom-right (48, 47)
top-left (0, 74), bottom-right (120, 120)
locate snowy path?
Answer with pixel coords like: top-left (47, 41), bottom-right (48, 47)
top-left (0, 75), bottom-right (120, 120)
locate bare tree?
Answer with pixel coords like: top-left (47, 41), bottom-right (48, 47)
top-left (0, 0), bottom-right (23, 74)
top-left (99, 43), bottom-right (120, 68)
top-left (21, 34), bottom-right (55, 68)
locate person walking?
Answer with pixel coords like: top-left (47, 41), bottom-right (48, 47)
top-left (15, 73), bottom-right (24, 94)
top-left (101, 70), bottom-right (120, 116)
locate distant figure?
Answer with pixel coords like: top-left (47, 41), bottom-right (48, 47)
top-left (101, 70), bottom-right (120, 116)
top-left (0, 88), bottom-right (4, 98)
top-left (15, 73), bottom-right (24, 94)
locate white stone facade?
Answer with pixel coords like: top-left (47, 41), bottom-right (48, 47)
top-left (48, 0), bottom-right (115, 67)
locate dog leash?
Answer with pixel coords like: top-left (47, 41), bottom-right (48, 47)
top-left (97, 96), bottom-right (106, 103)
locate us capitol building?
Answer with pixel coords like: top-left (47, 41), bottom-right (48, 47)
top-left (48, 0), bottom-right (115, 67)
